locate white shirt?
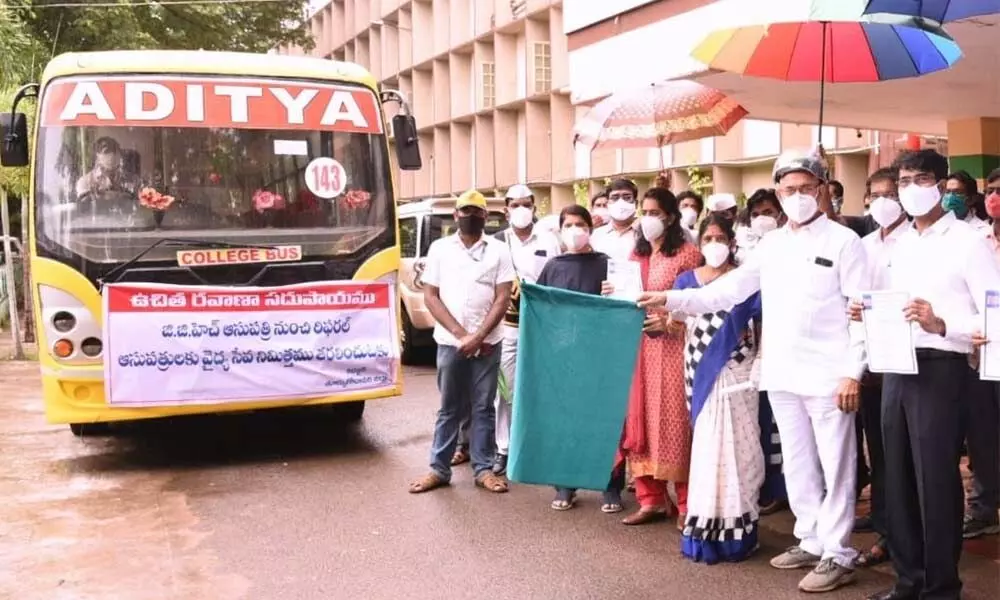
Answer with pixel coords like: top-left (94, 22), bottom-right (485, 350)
top-left (966, 213), bottom-right (991, 233)
top-left (421, 233), bottom-right (515, 347)
top-left (884, 212), bottom-right (1000, 353)
top-left (497, 227), bottom-right (562, 284)
top-left (666, 214), bottom-right (867, 397)
top-left (591, 222), bottom-right (637, 263)
top-left (861, 219), bottom-right (911, 290)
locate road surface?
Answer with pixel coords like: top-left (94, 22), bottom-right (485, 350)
top-left (0, 359), bottom-right (997, 600)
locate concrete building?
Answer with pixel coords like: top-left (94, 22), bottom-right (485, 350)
top-left (563, 0), bottom-right (995, 214)
top-left (278, 0), bottom-right (581, 213)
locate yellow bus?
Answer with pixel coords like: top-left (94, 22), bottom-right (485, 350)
top-left (0, 51), bottom-right (422, 435)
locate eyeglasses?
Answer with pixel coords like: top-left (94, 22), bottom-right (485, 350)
top-left (607, 193), bottom-right (635, 202)
top-left (897, 173), bottom-right (938, 188)
top-left (777, 183), bottom-right (820, 197)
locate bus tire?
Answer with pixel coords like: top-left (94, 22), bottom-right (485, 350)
top-left (333, 400), bottom-right (365, 422)
top-left (69, 422), bottom-right (112, 437)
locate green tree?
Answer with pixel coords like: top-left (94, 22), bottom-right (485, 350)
top-left (11, 0), bottom-right (314, 55)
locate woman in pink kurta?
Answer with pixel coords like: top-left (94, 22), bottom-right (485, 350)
top-left (620, 187), bottom-right (703, 527)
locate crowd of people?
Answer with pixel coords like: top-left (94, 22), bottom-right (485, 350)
top-left (406, 148), bottom-right (999, 600)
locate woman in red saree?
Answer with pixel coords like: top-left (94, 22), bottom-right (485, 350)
top-left (614, 186), bottom-right (703, 527)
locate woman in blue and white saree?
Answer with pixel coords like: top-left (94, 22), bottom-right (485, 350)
top-left (674, 214), bottom-right (765, 564)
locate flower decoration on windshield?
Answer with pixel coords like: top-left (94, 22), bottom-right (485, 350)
top-left (342, 188), bottom-right (371, 210)
top-left (253, 189), bottom-right (286, 213)
top-left (137, 187), bottom-right (176, 211)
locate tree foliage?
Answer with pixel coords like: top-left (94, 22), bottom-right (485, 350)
top-left (11, 1), bottom-right (314, 55)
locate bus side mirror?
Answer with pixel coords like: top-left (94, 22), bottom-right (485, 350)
top-left (0, 112), bottom-right (29, 168)
top-left (392, 114), bottom-right (422, 171)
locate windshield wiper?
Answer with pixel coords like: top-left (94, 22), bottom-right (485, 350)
top-left (98, 238), bottom-right (277, 290)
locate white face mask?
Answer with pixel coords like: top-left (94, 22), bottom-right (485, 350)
top-left (609, 200), bottom-right (636, 222)
top-left (639, 215), bottom-right (665, 242)
top-left (869, 196), bottom-right (903, 229)
top-left (780, 193), bottom-right (819, 224)
top-left (680, 206), bottom-right (698, 228)
top-left (509, 206), bottom-right (533, 229)
top-left (560, 226), bottom-right (590, 252)
top-left (701, 241), bottom-right (730, 268)
top-left (750, 215), bottom-right (779, 236)
top-left (593, 207), bottom-right (610, 221)
top-left (899, 184), bottom-right (941, 217)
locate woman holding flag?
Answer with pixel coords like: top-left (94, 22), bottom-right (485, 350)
top-left (674, 214), bottom-right (765, 564)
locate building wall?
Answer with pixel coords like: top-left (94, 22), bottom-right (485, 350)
top-left (278, 0), bottom-right (579, 215)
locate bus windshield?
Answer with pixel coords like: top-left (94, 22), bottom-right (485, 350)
top-left (33, 76), bottom-right (393, 269)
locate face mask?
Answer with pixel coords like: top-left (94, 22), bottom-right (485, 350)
top-left (680, 207), bottom-right (698, 228)
top-left (457, 214), bottom-right (486, 236)
top-left (593, 207), bottom-right (610, 221)
top-left (899, 184), bottom-right (941, 217)
top-left (750, 215), bottom-right (778, 236)
top-left (639, 215), bottom-right (665, 242)
top-left (701, 241), bottom-right (730, 268)
top-left (509, 206), bottom-right (533, 229)
top-left (609, 200), bottom-right (636, 222)
top-left (560, 226), bottom-right (590, 251)
top-left (869, 196), bottom-right (903, 229)
top-left (941, 192), bottom-right (969, 219)
top-left (987, 194), bottom-right (1000, 219)
top-left (780, 193), bottom-right (819, 224)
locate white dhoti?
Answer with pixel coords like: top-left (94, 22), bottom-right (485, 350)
top-left (494, 325), bottom-right (518, 456)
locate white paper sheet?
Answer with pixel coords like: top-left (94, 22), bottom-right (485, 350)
top-left (979, 290), bottom-right (1000, 381)
top-left (861, 291), bottom-right (918, 375)
top-left (607, 259), bottom-right (643, 302)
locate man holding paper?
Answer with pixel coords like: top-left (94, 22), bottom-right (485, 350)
top-left (849, 150), bottom-right (1000, 600)
top-left (638, 149), bottom-right (867, 594)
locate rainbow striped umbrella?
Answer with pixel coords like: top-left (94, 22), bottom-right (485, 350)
top-left (690, 1), bottom-right (961, 140)
top-left (864, 0), bottom-right (1000, 23)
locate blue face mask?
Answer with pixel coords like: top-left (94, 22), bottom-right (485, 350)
top-left (941, 192), bottom-right (969, 219)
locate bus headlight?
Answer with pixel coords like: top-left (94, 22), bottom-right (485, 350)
top-left (38, 285), bottom-right (102, 364)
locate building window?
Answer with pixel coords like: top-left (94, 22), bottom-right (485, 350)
top-left (481, 62), bottom-right (495, 109)
top-left (399, 217), bottom-right (418, 258)
top-left (533, 42), bottom-right (551, 94)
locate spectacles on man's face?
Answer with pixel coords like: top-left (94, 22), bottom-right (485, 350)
top-left (607, 192), bottom-right (636, 203)
top-left (777, 182), bottom-right (820, 197)
top-left (897, 173), bottom-right (938, 188)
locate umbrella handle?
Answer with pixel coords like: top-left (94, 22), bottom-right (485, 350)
top-left (817, 21), bottom-right (827, 147)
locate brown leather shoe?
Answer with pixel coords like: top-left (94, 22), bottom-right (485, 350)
top-left (621, 507), bottom-right (667, 526)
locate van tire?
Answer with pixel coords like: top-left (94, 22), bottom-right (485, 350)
top-left (401, 306), bottom-right (419, 365)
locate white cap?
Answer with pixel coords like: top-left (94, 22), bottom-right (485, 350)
top-left (706, 193), bottom-right (737, 212)
top-left (505, 183), bottom-right (533, 200)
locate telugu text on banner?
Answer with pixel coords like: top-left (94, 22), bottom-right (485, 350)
top-left (102, 281), bottom-right (399, 406)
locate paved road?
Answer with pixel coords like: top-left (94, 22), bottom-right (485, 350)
top-left (1, 360), bottom-right (997, 600)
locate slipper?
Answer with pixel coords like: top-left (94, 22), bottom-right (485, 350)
top-left (408, 472), bottom-right (448, 494)
top-left (475, 471), bottom-right (509, 493)
top-left (551, 488), bottom-right (577, 511)
top-left (601, 489), bottom-right (624, 513)
top-left (855, 541), bottom-right (890, 568)
top-left (450, 447), bottom-right (470, 466)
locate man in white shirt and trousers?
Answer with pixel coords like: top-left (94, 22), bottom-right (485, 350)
top-left (639, 149), bottom-right (866, 594)
top-left (853, 150), bottom-right (1000, 600)
top-left (591, 178), bottom-right (639, 263)
top-left (490, 184), bottom-right (561, 476)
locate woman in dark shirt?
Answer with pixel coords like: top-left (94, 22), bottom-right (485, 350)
top-left (535, 205), bottom-right (624, 512)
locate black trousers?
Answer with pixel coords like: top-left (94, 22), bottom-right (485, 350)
top-left (860, 378), bottom-right (886, 536)
top-left (964, 368), bottom-right (1000, 520)
top-left (883, 354), bottom-right (967, 600)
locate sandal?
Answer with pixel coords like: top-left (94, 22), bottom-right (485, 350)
top-left (622, 507), bottom-right (668, 526)
top-left (450, 446), bottom-right (470, 466)
top-left (475, 471), bottom-right (509, 493)
top-left (551, 488), bottom-right (577, 511)
top-left (855, 540), bottom-right (890, 568)
top-left (408, 472), bottom-right (449, 494)
top-left (601, 489), bottom-right (624, 514)
top-left (677, 513), bottom-right (687, 531)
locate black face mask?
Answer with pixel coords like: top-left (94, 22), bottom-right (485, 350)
top-left (458, 214), bottom-right (486, 236)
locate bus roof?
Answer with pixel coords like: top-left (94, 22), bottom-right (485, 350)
top-left (40, 50), bottom-right (378, 90)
